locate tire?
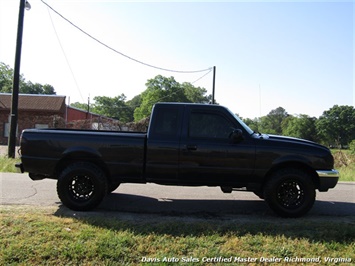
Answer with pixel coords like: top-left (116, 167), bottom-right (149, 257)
top-left (57, 162), bottom-right (108, 211)
top-left (263, 168), bottom-right (315, 218)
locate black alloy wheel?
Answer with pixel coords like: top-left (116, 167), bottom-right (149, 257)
top-left (264, 168), bottom-right (316, 218)
top-left (57, 162), bottom-right (108, 211)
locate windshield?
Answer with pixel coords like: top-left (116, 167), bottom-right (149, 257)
top-left (226, 108), bottom-right (254, 135)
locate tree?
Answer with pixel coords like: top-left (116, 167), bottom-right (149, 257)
top-left (71, 95), bottom-right (133, 122)
top-left (0, 61), bottom-right (56, 94)
top-left (134, 75), bottom-right (187, 121)
top-left (0, 62), bottom-right (16, 92)
top-left (133, 75), bottom-right (211, 121)
top-left (281, 114), bottom-right (318, 142)
top-left (42, 84), bottom-right (56, 94)
top-left (182, 82), bottom-right (210, 103)
top-left (70, 102), bottom-right (91, 111)
top-left (126, 94), bottom-right (142, 110)
top-left (21, 81), bottom-right (56, 94)
top-left (259, 107), bottom-right (288, 135)
top-left (243, 117), bottom-right (259, 132)
top-left (92, 94), bottom-right (133, 122)
top-left (316, 105), bottom-right (355, 147)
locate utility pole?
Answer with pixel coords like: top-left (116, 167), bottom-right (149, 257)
top-left (212, 66), bottom-right (216, 104)
top-left (8, 0), bottom-right (30, 158)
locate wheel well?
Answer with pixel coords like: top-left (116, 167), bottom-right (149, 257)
top-left (262, 162), bottom-right (319, 190)
top-left (55, 152), bottom-right (111, 182)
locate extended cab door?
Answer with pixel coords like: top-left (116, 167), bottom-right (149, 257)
top-left (179, 105), bottom-right (255, 185)
top-left (145, 104), bottom-right (184, 183)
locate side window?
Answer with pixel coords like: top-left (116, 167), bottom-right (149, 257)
top-left (151, 107), bottom-right (179, 139)
top-left (189, 112), bottom-right (233, 139)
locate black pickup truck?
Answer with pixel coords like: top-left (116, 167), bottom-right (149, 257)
top-left (16, 102), bottom-right (339, 217)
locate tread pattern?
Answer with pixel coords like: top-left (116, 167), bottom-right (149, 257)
top-left (57, 162), bottom-right (108, 211)
top-left (264, 168), bottom-right (315, 218)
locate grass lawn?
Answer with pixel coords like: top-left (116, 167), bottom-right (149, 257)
top-left (0, 206), bottom-right (354, 265)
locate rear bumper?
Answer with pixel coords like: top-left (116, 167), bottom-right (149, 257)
top-left (15, 163), bottom-right (24, 173)
top-left (316, 169), bottom-right (339, 191)
top-left (15, 163), bottom-right (46, 180)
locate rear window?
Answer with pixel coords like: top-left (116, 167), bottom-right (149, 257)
top-left (150, 107), bottom-right (180, 139)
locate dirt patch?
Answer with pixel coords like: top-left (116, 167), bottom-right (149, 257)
top-left (334, 150), bottom-right (355, 168)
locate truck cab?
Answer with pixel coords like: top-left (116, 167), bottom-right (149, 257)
top-left (146, 103), bottom-right (256, 187)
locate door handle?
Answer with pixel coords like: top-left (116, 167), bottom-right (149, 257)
top-left (186, 144), bottom-right (197, 151)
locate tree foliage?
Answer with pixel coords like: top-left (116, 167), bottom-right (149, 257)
top-left (258, 107), bottom-right (288, 135)
top-left (241, 105), bottom-right (355, 147)
top-left (134, 75), bottom-right (185, 121)
top-left (92, 94), bottom-right (133, 123)
top-left (134, 75), bottom-right (210, 121)
top-left (281, 115), bottom-right (318, 142)
top-left (70, 102), bottom-right (89, 111)
top-left (316, 105), bottom-right (355, 147)
top-left (0, 62), bottom-right (56, 95)
top-left (0, 62), bottom-right (14, 92)
top-left (243, 118), bottom-right (259, 133)
top-left (182, 82), bottom-right (211, 103)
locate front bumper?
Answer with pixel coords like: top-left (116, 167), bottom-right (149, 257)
top-left (316, 169), bottom-right (339, 191)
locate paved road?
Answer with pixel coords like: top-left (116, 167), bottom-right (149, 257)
top-left (1, 173), bottom-right (354, 217)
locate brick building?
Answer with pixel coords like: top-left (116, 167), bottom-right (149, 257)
top-left (65, 105), bottom-right (121, 131)
top-left (0, 93), bottom-right (67, 144)
top-left (0, 93), bottom-right (121, 145)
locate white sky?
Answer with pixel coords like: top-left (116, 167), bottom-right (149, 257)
top-left (0, 0), bottom-right (354, 119)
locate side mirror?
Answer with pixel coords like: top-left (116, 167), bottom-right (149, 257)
top-left (229, 129), bottom-right (244, 143)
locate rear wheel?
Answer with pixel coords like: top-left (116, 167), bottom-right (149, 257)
top-left (57, 162), bottom-right (108, 211)
top-left (264, 168), bottom-right (315, 218)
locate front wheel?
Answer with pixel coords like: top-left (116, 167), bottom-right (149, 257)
top-left (263, 168), bottom-right (316, 218)
top-left (57, 162), bottom-right (108, 211)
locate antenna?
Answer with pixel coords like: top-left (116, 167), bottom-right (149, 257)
top-left (259, 84), bottom-right (262, 118)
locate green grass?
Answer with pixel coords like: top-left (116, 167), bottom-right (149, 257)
top-left (0, 156), bottom-right (20, 173)
top-left (338, 165), bottom-right (355, 182)
top-left (0, 206), bottom-right (354, 265)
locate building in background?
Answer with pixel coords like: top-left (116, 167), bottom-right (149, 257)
top-left (0, 93), bottom-right (120, 144)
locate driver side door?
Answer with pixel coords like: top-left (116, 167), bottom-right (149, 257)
top-left (179, 107), bottom-right (255, 185)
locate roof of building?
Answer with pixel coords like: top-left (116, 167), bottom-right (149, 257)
top-left (0, 93), bottom-right (66, 112)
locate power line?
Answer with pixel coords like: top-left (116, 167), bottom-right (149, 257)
top-left (41, 0), bottom-right (212, 74)
top-left (46, 7), bottom-right (85, 102)
top-left (191, 68), bottom-right (213, 84)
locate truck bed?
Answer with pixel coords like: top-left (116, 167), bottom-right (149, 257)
top-left (20, 128), bottom-right (147, 181)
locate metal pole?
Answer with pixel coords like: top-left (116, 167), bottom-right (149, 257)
top-left (8, 0), bottom-right (26, 158)
top-left (212, 66), bottom-right (216, 104)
